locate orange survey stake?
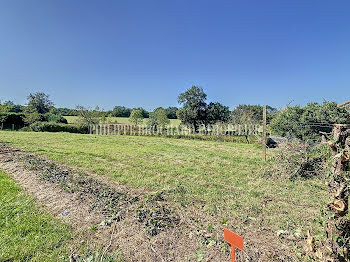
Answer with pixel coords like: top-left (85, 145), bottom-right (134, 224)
top-left (224, 229), bottom-right (243, 262)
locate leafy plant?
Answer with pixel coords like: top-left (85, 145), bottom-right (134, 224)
top-left (76, 105), bottom-right (100, 125)
top-left (147, 107), bottom-right (170, 130)
top-left (231, 104), bottom-right (277, 124)
top-left (270, 102), bottom-right (350, 141)
top-left (29, 122), bottom-right (88, 133)
top-left (177, 86), bottom-right (207, 132)
top-left (129, 109), bottom-right (144, 125)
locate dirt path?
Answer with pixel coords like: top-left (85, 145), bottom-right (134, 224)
top-left (0, 144), bottom-right (296, 261)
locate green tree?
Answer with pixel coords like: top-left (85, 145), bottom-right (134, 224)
top-left (129, 109), bottom-right (144, 125)
top-left (155, 107), bottom-right (170, 128)
top-left (177, 86), bottom-right (207, 132)
top-left (206, 102), bottom-right (230, 126)
top-left (55, 107), bottom-right (75, 116)
top-left (231, 104), bottom-right (277, 124)
top-left (111, 106), bottom-right (131, 117)
top-left (165, 107), bottom-right (178, 119)
top-left (26, 92), bottom-right (53, 114)
top-left (0, 102), bottom-right (10, 125)
top-left (132, 107), bottom-right (149, 118)
top-left (147, 107), bottom-right (170, 129)
top-left (147, 112), bottom-right (158, 129)
top-left (270, 102), bottom-right (350, 141)
top-left (2, 101), bottom-right (23, 113)
top-left (23, 92), bottom-right (54, 124)
top-left (23, 107), bottom-right (42, 124)
top-left (76, 105), bottom-right (100, 125)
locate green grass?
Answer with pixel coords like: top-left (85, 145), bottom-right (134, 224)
top-left (0, 131), bottom-right (328, 237)
top-left (0, 169), bottom-right (72, 261)
top-left (64, 115), bottom-right (181, 126)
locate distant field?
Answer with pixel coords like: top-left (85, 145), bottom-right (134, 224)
top-left (0, 131), bottom-right (328, 240)
top-left (64, 115), bottom-right (181, 126)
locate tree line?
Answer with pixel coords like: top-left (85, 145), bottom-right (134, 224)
top-left (0, 88), bottom-right (276, 128)
top-left (48, 105), bottom-right (178, 119)
top-left (1, 87), bottom-right (349, 141)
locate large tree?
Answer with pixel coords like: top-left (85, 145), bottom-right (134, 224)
top-left (177, 86), bottom-right (207, 131)
top-left (23, 92), bottom-right (54, 124)
top-left (206, 102), bottom-right (230, 126)
top-left (26, 92), bottom-right (53, 114)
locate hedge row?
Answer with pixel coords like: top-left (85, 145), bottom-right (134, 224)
top-left (28, 122), bottom-right (88, 134)
top-left (0, 113), bottom-right (25, 129)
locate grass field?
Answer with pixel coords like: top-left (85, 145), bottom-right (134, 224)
top-left (0, 170), bottom-right (72, 261)
top-left (64, 115), bottom-right (181, 126)
top-left (0, 131), bottom-right (328, 241)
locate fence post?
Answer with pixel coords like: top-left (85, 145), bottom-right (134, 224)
top-left (262, 105), bottom-right (267, 161)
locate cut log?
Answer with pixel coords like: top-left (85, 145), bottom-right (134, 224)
top-left (341, 152), bottom-right (350, 163)
top-left (304, 230), bottom-right (314, 253)
top-left (321, 124), bottom-right (350, 261)
top-left (331, 199), bottom-right (346, 213)
top-left (338, 100), bottom-right (350, 107)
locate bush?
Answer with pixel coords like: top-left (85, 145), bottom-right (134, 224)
top-left (29, 122), bottom-right (88, 134)
top-left (270, 102), bottom-right (350, 141)
top-left (264, 142), bottom-right (331, 180)
top-left (1, 113), bottom-right (25, 129)
top-left (44, 113), bottom-right (68, 124)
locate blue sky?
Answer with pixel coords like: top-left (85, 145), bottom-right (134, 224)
top-left (0, 0), bottom-right (349, 111)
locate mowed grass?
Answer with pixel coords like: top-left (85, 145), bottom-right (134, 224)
top-left (64, 115), bottom-right (181, 126)
top-left (0, 169), bottom-right (71, 261)
top-left (0, 131), bottom-right (328, 236)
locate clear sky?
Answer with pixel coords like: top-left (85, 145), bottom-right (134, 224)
top-left (0, 0), bottom-right (349, 111)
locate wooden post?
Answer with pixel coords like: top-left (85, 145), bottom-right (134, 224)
top-left (262, 105), bottom-right (267, 161)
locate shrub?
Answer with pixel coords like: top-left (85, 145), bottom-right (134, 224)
top-left (270, 102), bottom-right (350, 141)
top-left (29, 122), bottom-right (88, 134)
top-left (44, 113), bottom-right (68, 124)
top-left (1, 113), bottom-right (25, 129)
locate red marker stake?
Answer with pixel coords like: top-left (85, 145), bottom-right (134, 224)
top-left (224, 229), bottom-right (243, 262)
